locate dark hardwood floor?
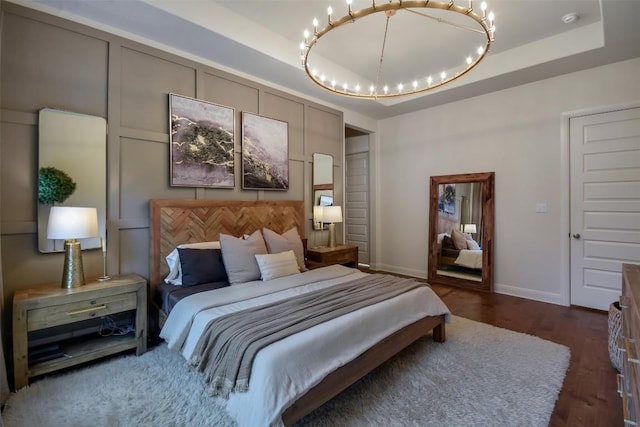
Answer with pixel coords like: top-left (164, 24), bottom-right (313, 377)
top-left (429, 283), bottom-right (622, 427)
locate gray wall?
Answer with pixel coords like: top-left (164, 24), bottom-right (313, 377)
top-left (0, 3), bottom-right (344, 321)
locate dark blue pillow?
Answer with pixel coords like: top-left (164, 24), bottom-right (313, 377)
top-left (177, 248), bottom-right (228, 287)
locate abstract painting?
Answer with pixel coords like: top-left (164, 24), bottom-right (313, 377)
top-left (169, 93), bottom-right (235, 188)
top-left (241, 112), bottom-right (289, 190)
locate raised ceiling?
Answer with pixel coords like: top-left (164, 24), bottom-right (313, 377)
top-left (11, 0), bottom-right (640, 119)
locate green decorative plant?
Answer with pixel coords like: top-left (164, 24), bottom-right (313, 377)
top-left (38, 166), bottom-right (77, 205)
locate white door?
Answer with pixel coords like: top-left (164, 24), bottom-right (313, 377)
top-left (570, 107), bottom-right (640, 310)
top-left (345, 152), bottom-right (370, 265)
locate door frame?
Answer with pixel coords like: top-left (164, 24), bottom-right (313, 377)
top-left (560, 100), bottom-right (640, 307)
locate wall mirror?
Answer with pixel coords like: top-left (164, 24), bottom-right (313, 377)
top-left (428, 172), bottom-right (494, 292)
top-left (312, 153), bottom-right (333, 230)
top-left (38, 108), bottom-right (107, 252)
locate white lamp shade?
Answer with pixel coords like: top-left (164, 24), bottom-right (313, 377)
top-left (313, 205), bottom-right (324, 222)
top-left (463, 223), bottom-right (477, 234)
top-left (47, 206), bottom-right (99, 240)
top-left (323, 205), bottom-right (342, 223)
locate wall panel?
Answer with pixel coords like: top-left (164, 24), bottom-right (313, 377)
top-left (119, 137), bottom-right (195, 220)
top-left (0, 1), bottom-right (344, 322)
top-left (0, 122), bottom-right (36, 223)
top-left (262, 92), bottom-right (305, 158)
top-left (120, 47), bottom-right (196, 132)
top-left (201, 72), bottom-right (259, 113)
top-left (1, 14), bottom-right (107, 116)
top-left (119, 228), bottom-right (150, 280)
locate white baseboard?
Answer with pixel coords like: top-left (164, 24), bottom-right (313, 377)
top-left (372, 264), bottom-right (568, 307)
top-left (374, 264), bottom-right (428, 280)
top-left (493, 283), bottom-right (567, 307)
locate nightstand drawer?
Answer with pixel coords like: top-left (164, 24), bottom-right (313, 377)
top-left (325, 251), bottom-right (356, 264)
top-left (306, 245), bottom-right (358, 268)
top-left (27, 292), bottom-right (137, 331)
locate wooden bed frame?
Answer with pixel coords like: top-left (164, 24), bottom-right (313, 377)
top-left (149, 198), bottom-right (446, 425)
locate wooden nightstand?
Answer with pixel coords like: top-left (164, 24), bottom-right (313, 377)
top-left (306, 245), bottom-right (359, 269)
top-left (12, 274), bottom-right (147, 390)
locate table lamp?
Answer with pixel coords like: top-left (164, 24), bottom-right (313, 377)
top-left (463, 223), bottom-right (477, 235)
top-left (323, 205), bottom-right (342, 248)
top-left (313, 205), bottom-right (324, 232)
top-left (47, 206), bottom-right (99, 288)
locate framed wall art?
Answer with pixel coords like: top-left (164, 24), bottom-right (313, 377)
top-left (438, 183), bottom-right (456, 215)
top-left (169, 93), bottom-right (235, 188)
top-left (241, 112), bottom-right (289, 190)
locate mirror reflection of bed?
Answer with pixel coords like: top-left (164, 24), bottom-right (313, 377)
top-left (428, 172), bottom-right (494, 292)
top-left (436, 181), bottom-right (484, 282)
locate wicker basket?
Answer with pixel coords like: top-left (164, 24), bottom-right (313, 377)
top-left (608, 301), bottom-right (623, 372)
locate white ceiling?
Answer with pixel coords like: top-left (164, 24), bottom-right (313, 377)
top-left (12, 0), bottom-right (640, 119)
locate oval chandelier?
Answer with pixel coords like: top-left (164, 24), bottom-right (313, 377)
top-left (300, 0), bottom-right (496, 99)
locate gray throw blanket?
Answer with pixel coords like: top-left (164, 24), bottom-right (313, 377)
top-left (188, 274), bottom-right (427, 397)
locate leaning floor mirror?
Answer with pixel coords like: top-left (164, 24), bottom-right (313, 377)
top-left (428, 172), bottom-right (495, 292)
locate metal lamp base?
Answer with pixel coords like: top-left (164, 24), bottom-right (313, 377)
top-left (61, 239), bottom-right (86, 288)
top-left (328, 223), bottom-right (337, 248)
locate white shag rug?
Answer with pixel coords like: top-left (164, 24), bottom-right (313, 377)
top-left (2, 316), bottom-right (570, 427)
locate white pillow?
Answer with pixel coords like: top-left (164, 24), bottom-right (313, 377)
top-left (220, 230), bottom-right (268, 285)
top-left (467, 239), bottom-right (481, 250)
top-left (165, 241), bottom-right (221, 285)
top-left (255, 250), bottom-right (300, 281)
top-left (262, 227), bottom-right (306, 271)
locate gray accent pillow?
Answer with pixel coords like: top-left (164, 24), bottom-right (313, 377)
top-left (219, 230), bottom-right (268, 285)
top-left (262, 227), bottom-right (307, 271)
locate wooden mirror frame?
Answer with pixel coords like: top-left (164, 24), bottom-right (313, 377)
top-left (428, 172), bottom-right (495, 292)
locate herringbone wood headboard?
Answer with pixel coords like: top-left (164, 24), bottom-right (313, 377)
top-left (149, 199), bottom-right (305, 292)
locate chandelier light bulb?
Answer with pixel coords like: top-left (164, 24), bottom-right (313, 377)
top-left (331, 79), bottom-right (336, 87)
top-left (313, 17), bottom-right (319, 34)
top-left (343, 82), bottom-right (348, 90)
top-left (481, 1), bottom-right (487, 18)
top-left (466, 56), bottom-right (472, 65)
top-left (413, 80), bottom-right (418, 90)
top-left (328, 6), bottom-right (333, 24)
top-left (427, 75), bottom-right (433, 85)
top-left (303, 29), bottom-right (310, 42)
top-left (383, 85), bottom-right (389, 94)
top-left (320, 74), bottom-right (326, 82)
top-left (440, 71), bottom-right (447, 81)
top-left (312, 68), bottom-right (318, 76)
top-left (355, 84), bottom-right (361, 93)
top-left (398, 83), bottom-right (403, 91)
top-left (369, 85), bottom-right (375, 93)
top-left (477, 46), bottom-right (484, 55)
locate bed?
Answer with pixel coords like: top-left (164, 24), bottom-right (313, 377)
top-left (438, 231), bottom-right (483, 270)
top-left (149, 199), bottom-right (450, 426)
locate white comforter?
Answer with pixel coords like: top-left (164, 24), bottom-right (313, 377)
top-left (455, 249), bottom-right (483, 269)
top-left (160, 265), bottom-right (451, 427)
